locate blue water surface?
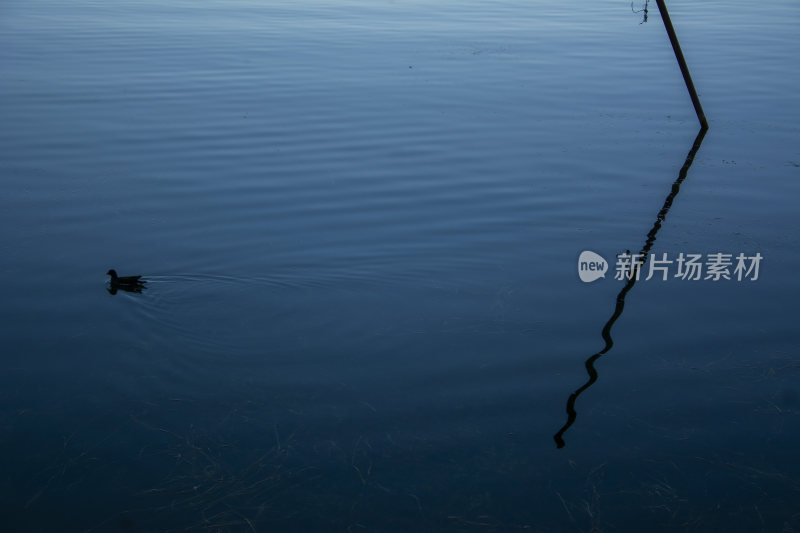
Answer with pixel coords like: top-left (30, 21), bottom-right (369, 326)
top-left (1, 0), bottom-right (798, 531)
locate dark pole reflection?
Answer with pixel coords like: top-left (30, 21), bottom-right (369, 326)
top-left (554, 126), bottom-right (707, 449)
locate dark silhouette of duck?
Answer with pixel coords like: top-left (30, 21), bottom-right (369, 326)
top-left (106, 269), bottom-right (146, 294)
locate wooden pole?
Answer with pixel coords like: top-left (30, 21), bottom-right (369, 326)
top-left (654, 0), bottom-right (708, 129)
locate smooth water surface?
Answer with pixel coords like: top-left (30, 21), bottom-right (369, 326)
top-left (1, 0), bottom-right (799, 531)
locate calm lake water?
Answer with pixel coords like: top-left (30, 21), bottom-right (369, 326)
top-left (1, 0), bottom-right (799, 531)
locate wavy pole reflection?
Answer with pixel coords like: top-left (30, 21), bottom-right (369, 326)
top-left (553, 126), bottom-right (707, 449)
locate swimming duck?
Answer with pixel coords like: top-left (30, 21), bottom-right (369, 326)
top-left (106, 269), bottom-right (146, 293)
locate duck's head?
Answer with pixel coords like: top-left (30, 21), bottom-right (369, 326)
top-left (106, 269), bottom-right (118, 278)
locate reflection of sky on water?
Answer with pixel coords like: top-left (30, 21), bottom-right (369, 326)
top-left (0, 0), bottom-right (798, 531)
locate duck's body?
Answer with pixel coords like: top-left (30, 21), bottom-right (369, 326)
top-left (106, 269), bottom-right (146, 287)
